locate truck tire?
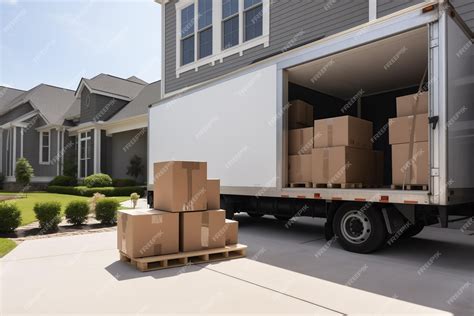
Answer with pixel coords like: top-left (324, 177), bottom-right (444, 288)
top-left (274, 215), bottom-right (293, 221)
top-left (333, 203), bottom-right (387, 254)
top-left (401, 221), bottom-right (425, 238)
top-left (247, 212), bottom-right (263, 218)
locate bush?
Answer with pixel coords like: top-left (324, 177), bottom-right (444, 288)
top-left (130, 192), bottom-right (140, 209)
top-left (65, 201), bottom-right (89, 225)
top-left (84, 173), bottom-right (112, 188)
top-left (0, 204), bottom-right (21, 233)
top-left (89, 192), bottom-right (105, 214)
top-left (95, 198), bottom-right (119, 224)
top-left (112, 178), bottom-right (136, 187)
top-left (15, 157), bottom-right (34, 189)
top-left (46, 185), bottom-right (145, 197)
top-left (49, 175), bottom-right (77, 187)
top-left (33, 201), bottom-right (61, 232)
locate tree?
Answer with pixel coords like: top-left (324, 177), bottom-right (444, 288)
top-left (126, 155), bottom-right (144, 181)
top-left (15, 157), bottom-right (34, 195)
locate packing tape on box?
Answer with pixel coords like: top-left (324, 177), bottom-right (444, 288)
top-left (323, 148), bottom-right (329, 182)
top-left (181, 162), bottom-right (201, 211)
top-left (327, 120), bottom-right (333, 147)
top-left (201, 212), bottom-right (210, 249)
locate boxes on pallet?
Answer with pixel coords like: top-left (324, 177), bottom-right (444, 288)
top-left (288, 127), bottom-right (313, 155)
top-left (224, 219), bottom-right (239, 245)
top-left (153, 161), bottom-right (207, 212)
top-left (288, 99), bottom-right (313, 129)
top-left (117, 209), bottom-right (179, 259)
top-left (392, 141), bottom-right (429, 185)
top-left (389, 113), bottom-right (428, 144)
top-left (311, 146), bottom-right (373, 185)
top-left (396, 91), bottom-right (428, 117)
top-left (288, 154), bottom-right (312, 184)
top-left (206, 179), bottom-right (220, 210)
top-left (313, 116), bottom-right (373, 149)
top-left (179, 209), bottom-right (226, 252)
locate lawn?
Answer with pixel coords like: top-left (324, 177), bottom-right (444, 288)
top-left (4, 192), bottom-right (130, 225)
top-left (0, 238), bottom-right (16, 257)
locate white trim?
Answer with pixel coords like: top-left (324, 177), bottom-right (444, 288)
top-left (104, 114), bottom-right (148, 135)
top-left (78, 130), bottom-right (92, 178)
top-left (175, 0), bottom-right (270, 77)
top-left (75, 79), bottom-right (132, 101)
top-left (369, 0), bottom-right (377, 21)
top-left (94, 128), bottom-right (101, 174)
top-left (4, 176), bottom-right (54, 183)
top-left (161, 2), bottom-right (166, 99)
top-left (20, 127), bottom-right (23, 158)
top-left (0, 110), bottom-right (40, 129)
top-left (39, 130), bottom-right (51, 165)
top-left (0, 129), bottom-right (3, 174)
top-left (56, 129), bottom-right (60, 175)
top-left (12, 126), bottom-right (17, 171)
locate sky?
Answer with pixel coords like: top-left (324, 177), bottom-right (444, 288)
top-left (0, 0), bottom-right (161, 91)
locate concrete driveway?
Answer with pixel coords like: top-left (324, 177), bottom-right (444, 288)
top-left (1, 214), bottom-right (472, 315)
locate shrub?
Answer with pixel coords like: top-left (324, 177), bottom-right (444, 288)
top-left (95, 198), bottom-right (119, 225)
top-left (0, 204), bottom-right (21, 233)
top-left (49, 175), bottom-right (77, 187)
top-left (84, 173), bottom-right (112, 188)
top-left (0, 172), bottom-right (5, 190)
top-left (46, 185), bottom-right (145, 197)
top-left (15, 157), bottom-right (34, 190)
top-left (89, 192), bottom-right (105, 214)
top-left (33, 201), bottom-right (61, 232)
top-left (130, 192), bottom-right (140, 209)
top-left (65, 201), bottom-right (89, 225)
top-left (112, 178), bottom-right (136, 187)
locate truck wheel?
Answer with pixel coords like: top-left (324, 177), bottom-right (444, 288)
top-left (247, 212), bottom-right (263, 218)
top-left (333, 203), bottom-right (387, 254)
top-left (401, 221), bottom-right (425, 238)
top-left (274, 215), bottom-right (293, 221)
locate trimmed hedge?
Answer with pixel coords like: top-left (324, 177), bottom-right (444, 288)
top-left (112, 178), bottom-right (136, 187)
top-left (65, 200), bottom-right (89, 225)
top-left (95, 198), bottom-right (119, 224)
top-left (33, 201), bottom-right (61, 232)
top-left (47, 185), bottom-right (145, 197)
top-left (84, 173), bottom-right (113, 188)
top-left (0, 204), bottom-right (21, 233)
top-left (49, 175), bottom-right (77, 187)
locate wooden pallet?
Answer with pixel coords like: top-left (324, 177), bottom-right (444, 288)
top-left (313, 183), bottom-right (364, 189)
top-left (289, 182), bottom-right (312, 188)
top-left (391, 184), bottom-right (428, 191)
top-left (120, 244), bottom-right (247, 272)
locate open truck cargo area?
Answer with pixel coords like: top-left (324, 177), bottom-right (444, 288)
top-left (148, 2), bottom-right (474, 253)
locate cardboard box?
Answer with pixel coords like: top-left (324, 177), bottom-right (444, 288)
top-left (396, 92), bottom-right (428, 117)
top-left (117, 209), bottom-right (179, 259)
top-left (389, 113), bottom-right (428, 145)
top-left (288, 154), bottom-right (312, 183)
top-left (311, 146), bottom-right (373, 184)
top-left (313, 116), bottom-right (373, 149)
top-left (288, 127), bottom-right (313, 155)
top-left (392, 142), bottom-right (429, 185)
top-left (288, 99), bottom-right (313, 129)
top-left (153, 161), bottom-right (207, 212)
top-left (206, 179), bottom-right (220, 210)
top-left (179, 209), bottom-right (226, 252)
top-left (224, 219), bottom-right (238, 245)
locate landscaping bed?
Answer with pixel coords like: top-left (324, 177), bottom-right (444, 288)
top-left (47, 185), bottom-right (145, 197)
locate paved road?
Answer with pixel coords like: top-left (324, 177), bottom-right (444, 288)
top-left (1, 212), bottom-right (472, 315)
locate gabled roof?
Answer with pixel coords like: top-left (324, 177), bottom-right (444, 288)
top-left (75, 74), bottom-right (147, 101)
top-left (127, 76), bottom-right (148, 85)
top-left (1, 84), bottom-right (76, 125)
top-left (108, 80), bottom-right (161, 122)
top-left (0, 86), bottom-right (25, 112)
top-left (63, 97), bottom-right (81, 121)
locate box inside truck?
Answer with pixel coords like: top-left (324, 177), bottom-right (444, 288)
top-left (285, 26), bottom-right (430, 189)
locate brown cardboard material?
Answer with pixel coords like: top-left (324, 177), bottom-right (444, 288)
top-left (206, 179), bottom-right (220, 210)
top-left (179, 209), bottom-right (226, 252)
top-left (153, 161), bottom-right (207, 212)
top-left (396, 92), bottom-right (428, 117)
top-left (288, 127), bottom-right (314, 155)
top-left (392, 142), bottom-right (429, 185)
top-left (389, 113), bottom-right (428, 145)
top-left (312, 147), bottom-right (373, 184)
top-left (117, 209), bottom-right (179, 259)
top-left (288, 99), bottom-right (314, 129)
top-left (288, 154), bottom-right (312, 183)
top-left (313, 116), bottom-right (373, 149)
top-left (224, 219), bottom-right (238, 245)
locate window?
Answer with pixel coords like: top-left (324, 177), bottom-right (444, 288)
top-left (198, 0), bottom-right (213, 59)
top-left (79, 131), bottom-right (92, 178)
top-left (181, 4), bottom-right (195, 65)
top-left (39, 131), bottom-right (50, 164)
top-left (222, 0), bottom-right (239, 49)
top-left (244, 0), bottom-right (263, 42)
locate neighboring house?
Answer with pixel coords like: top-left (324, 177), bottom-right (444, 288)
top-left (0, 75), bottom-right (161, 190)
top-left (155, 0), bottom-right (474, 97)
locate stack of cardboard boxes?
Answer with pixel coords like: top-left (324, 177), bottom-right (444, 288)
top-left (311, 116), bottom-right (384, 187)
top-left (117, 161), bottom-right (239, 260)
top-left (389, 92), bottom-right (429, 186)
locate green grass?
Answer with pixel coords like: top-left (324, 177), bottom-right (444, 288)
top-left (3, 192), bottom-right (129, 225)
top-left (0, 238), bottom-right (16, 257)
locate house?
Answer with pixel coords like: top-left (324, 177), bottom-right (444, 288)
top-left (0, 75), bottom-right (160, 190)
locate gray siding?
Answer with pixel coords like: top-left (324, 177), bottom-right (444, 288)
top-left (164, 0), bottom-right (369, 94)
top-left (80, 87), bottom-right (129, 123)
top-left (107, 129), bottom-right (147, 183)
top-left (452, 0), bottom-right (474, 32)
top-left (0, 103), bottom-right (34, 125)
top-left (376, 0), bottom-right (424, 18)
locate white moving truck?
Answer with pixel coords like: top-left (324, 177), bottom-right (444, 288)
top-left (148, 2), bottom-right (474, 253)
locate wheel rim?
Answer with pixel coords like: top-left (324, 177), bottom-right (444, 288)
top-left (340, 210), bottom-right (372, 244)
